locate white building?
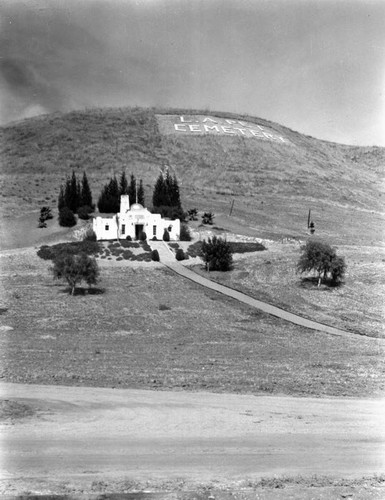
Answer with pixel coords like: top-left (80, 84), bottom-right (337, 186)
top-left (92, 195), bottom-right (180, 241)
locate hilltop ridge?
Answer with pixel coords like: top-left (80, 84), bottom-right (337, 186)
top-left (0, 106), bottom-right (384, 244)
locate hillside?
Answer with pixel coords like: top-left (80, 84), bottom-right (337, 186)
top-left (0, 106), bottom-right (384, 245)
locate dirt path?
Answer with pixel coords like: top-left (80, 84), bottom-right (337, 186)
top-left (1, 382), bottom-right (384, 495)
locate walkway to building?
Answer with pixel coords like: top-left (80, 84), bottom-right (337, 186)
top-left (149, 241), bottom-right (372, 339)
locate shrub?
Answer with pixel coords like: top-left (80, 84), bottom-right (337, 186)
top-left (187, 208), bottom-right (198, 221)
top-left (201, 236), bottom-right (233, 271)
top-left (151, 236), bottom-right (158, 241)
top-left (175, 248), bottom-right (185, 261)
top-left (84, 228), bottom-right (97, 241)
top-left (37, 245), bottom-right (55, 260)
top-left (228, 242), bottom-right (266, 253)
top-left (141, 242), bottom-right (152, 252)
top-left (139, 231), bottom-right (147, 241)
top-left (151, 249), bottom-right (160, 261)
top-left (59, 207), bottom-right (77, 227)
top-left (40, 206), bottom-right (53, 220)
top-left (77, 205), bottom-right (93, 220)
top-left (179, 223), bottom-right (192, 241)
top-left (126, 235), bottom-right (132, 241)
top-left (186, 241), bottom-right (203, 258)
top-left (202, 212), bottom-right (214, 225)
top-left (37, 241), bottom-right (100, 261)
top-left (163, 228), bottom-right (170, 242)
top-left (121, 240), bottom-right (139, 248)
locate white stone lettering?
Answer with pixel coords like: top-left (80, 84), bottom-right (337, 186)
top-left (234, 127), bottom-right (248, 135)
top-left (180, 116), bottom-right (193, 123)
top-left (204, 124), bottom-right (220, 132)
top-left (221, 126), bottom-right (236, 134)
top-left (156, 114), bottom-right (289, 144)
top-left (250, 129), bottom-right (265, 138)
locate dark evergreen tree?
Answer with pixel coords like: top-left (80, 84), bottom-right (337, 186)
top-left (152, 170), bottom-right (182, 212)
top-left (170, 174), bottom-right (181, 208)
top-left (81, 172), bottom-right (93, 209)
top-left (152, 173), bottom-right (165, 207)
top-left (97, 176), bottom-right (120, 213)
top-left (137, 179), bottom-right (145, 206)
top-left (63, 172), bottom-right (79, 213)
top-left (58, 185), bottom-right (66, 211)
top-left (128, 174), bottom-right (137, 205)
top-left (119, 171), bottom-right (129, 196)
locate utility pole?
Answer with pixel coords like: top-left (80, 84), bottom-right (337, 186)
top-left (229, 199), bottom-right (235, 216)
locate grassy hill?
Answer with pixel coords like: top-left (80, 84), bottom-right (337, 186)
top-left (0, 106), bottom-right (384, 245)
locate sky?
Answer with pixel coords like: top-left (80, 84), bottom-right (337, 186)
top-left (1, 0), bottom-right (384, 146)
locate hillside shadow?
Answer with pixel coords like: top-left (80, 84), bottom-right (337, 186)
top-left (59, 286), bottom-right (106, 296)
top-left (299, 277), bottom-right (344, 289)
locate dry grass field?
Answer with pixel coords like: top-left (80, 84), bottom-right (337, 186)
top-left (0, 106), bottom-right (384, 395)
top-left (0, 246), bottom-right (384, 398)
top-left (191, 237), bottom-right (385, 339)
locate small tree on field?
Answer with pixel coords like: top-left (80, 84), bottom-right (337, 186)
top-left (187, 208), bottom-right (198, 221)
top-left (52, 252), bottom-right (100, 295)
top-left (201, 236), bottom-right (233, 272)
top-left (297, 239), bottom-right (346, 287)
top-left (202, 212), bottom-right (214, 225)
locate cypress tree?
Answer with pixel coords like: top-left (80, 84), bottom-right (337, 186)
top-left (58, 184), bottom-right (66, 211)
top-left (152, 173), bottom-right (165, 207)
top-left (81, 172), bottom-right (93, 208)
top-left (170, 174), bottom-right (181, 208)
top-left (97, 176), bottom-right (120, 213)
top-left (128, 174), bottom-right (137, 205)
top-left (119, 171), bottom-right (129, 196)
top-left (137, 179), bottom-right (145, 206)
top-left (64, 171), bottom-right (81, 213)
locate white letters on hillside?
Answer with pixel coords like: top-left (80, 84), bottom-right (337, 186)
top-left (156, 114), bottom-right (289, 143)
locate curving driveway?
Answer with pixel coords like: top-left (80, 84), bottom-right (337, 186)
top-left (150, 241), bottom-right (365, 339)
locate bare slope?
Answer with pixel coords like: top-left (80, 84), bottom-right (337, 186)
top-left (0, 106), bottom-right (384, 244)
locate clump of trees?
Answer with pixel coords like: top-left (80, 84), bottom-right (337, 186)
top-left (201, 236), bottom-right (233, 272)
top-left (152, 169), bottom-right (185, 220)
top-left (58, 171), bottom-right (94, 227)
top-left (52, 252), bottom-right (100, 295)
top-left (58, 171), bottom-right (94, 214)
top-left (297, 239), bottom-right (346, 287)
top-left (97, 172), bottom-right (144, 213)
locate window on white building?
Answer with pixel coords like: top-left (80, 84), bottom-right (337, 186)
top-left (153, 225), bottom-right (157, 236)
top-left (121, 224), bottom-right (125, 235)
top-left (105, 224), bottom-right (109, 231)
